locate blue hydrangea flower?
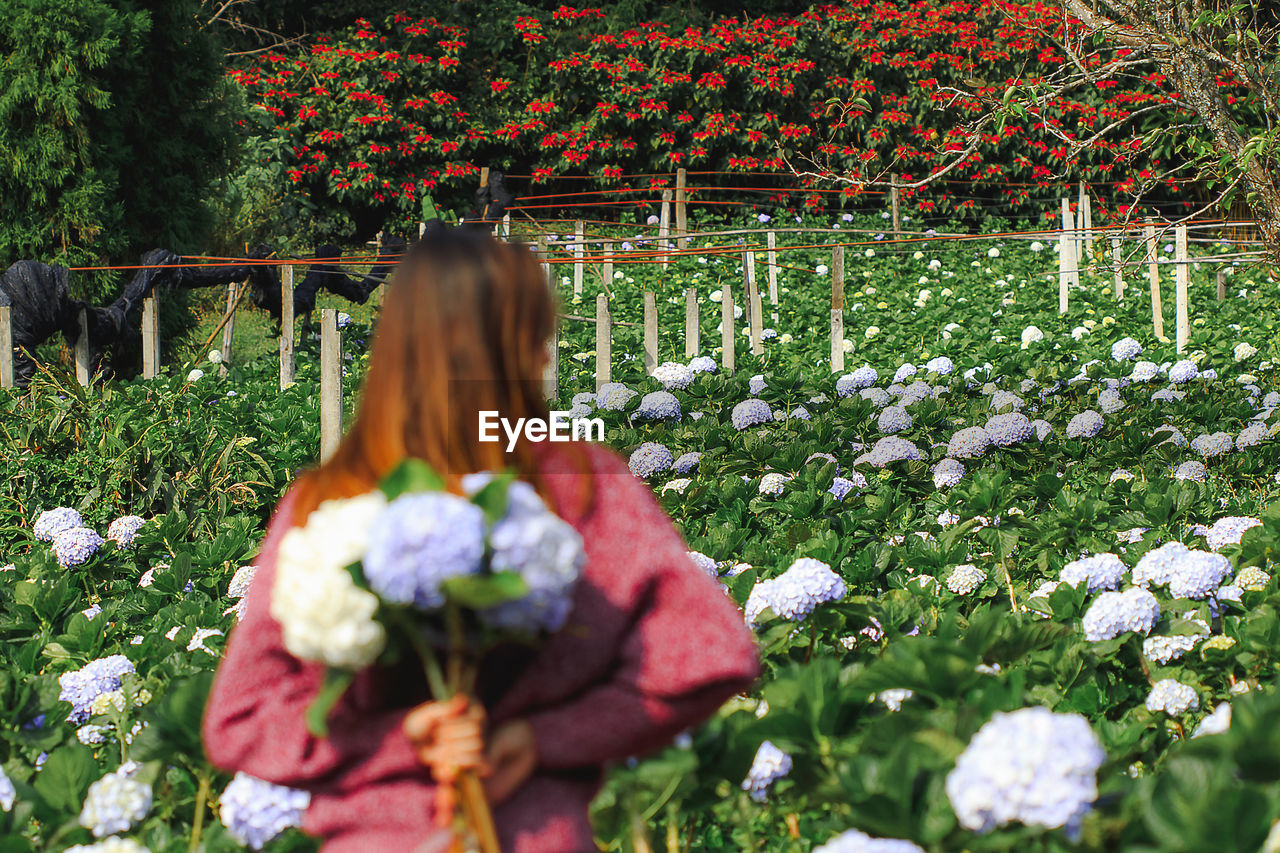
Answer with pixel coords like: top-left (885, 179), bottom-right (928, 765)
top-left (933, 459), bottom-right (965, 489)
top-left (813, 829), bottom-right (925, 853)
top-left (0, 766), bottom-right (13, 813)
top-left (1205, 516), bottom-right (1261, 551)
top-left (571, 391), bottom-right (596, 408)
top-left (1082, 588), bottom-right (1160, 641)
top-left (989, 390), bottom-right (1023, 412)
top-left (1031, 419), bottom-right (1054, 441)
top-left (34, 507), bottom-right (83, 541)
top-left (837, 366), bottom-right (878, 396)
top-left (985, 413), bottom-right (1031, 447)
top-left (946, 707), bottom-right (1104, 833)
top-left (925, 356), bottom-right (954, 375)
top-left (652, 362), bottom-right (694, 390)
top-left (53, 527), bottom-right (105, 567)
top-left (363, 493), bottom-right (486, 609)
top-left (741, 741), bottom-right (792, 802)
top-left (1236, 423), bottom-right (1268, 449)
top-left (220, 773), bottom-right (310, 850)
top-left (687, 356), bottom-right (717, 374)
top-left (1131, 361), bottom-right (1160, 382)
top-left (948, 427), bottom-right (992, 458)
top-left (673, 452), bottom-right (703, 474)
top-left (857, 437), bottom-right (923, 468)
top-left (59, 655), bottom-right (135, 723)
top-left (749, 374), bottom-right (768, 395)
top-left (1133, 542), bottom-right (1231, 598)
top-left (628, 443), bottom-right (673, 478)
top-left (788, 405), bottom-right (812, 421)
top-left (1168, 360), bottom-right (1198, 384)
top-left (1111, 337), bottom-right (1142, 362)
top-left (635, 391), bottom-right (681, 420)
top-left (1151, 387), bottom-right (1186, 403)
top-left (828, 477), bottom-right (861, 500)
top-left (1060, 554), bottom-right (1125, 592)
top-left (596, 383), bottom-right (637, 410)
top-left (877, 406), bottom-right (912, 434)
top-left (731, 399), bottom-right (773, 430)
top-left (79, 765), bottom-right (152, 838)
top-left (1190, 432), bottom-right (1234, 459)
top-left (745, 558), bottom-right (846, 626)
top-left (1174, 460), bottom-right (1207, 481)
top-left (1065, 411), bottom-right (1104, 439)
top-left (1155, 424), bottom-right (1188, 447)
top-left (687, 551), bottom-right (719, 578)
top-left (892, 363), bottom-right (917, 384)
top-left (1098, 388), bottom-right (1124, 414)
top-left (107, 516), bottom-right (146, 547)
top-left (860, 387), bottom-right (892, 408)
top-left (480, 495), bottom-right (586, 634)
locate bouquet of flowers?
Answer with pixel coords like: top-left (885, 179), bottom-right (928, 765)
top-left (271, 460), bottom-right (586, 852)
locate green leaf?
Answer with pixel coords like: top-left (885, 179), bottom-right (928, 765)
top-left (380, 458), bottom-right (446, 499)
top-left (33, 745), bottom-right (97, 813)
top-left (305, 669), bottom-right (356, 738)
top-left (441, 572), bottom-right (528, 609)
top-left (470, 469), bottom-right (518, 523)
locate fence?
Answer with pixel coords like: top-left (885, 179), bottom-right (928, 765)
top-left (1, 176), bottom-right (1272, 465)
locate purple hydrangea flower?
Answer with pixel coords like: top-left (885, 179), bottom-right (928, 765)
top-left (636, 391), bottom-right (681, 420)
top-left (731, 399), bottom-right (773, 430)
top-left (363, 493), bottom-right (486, 609)
top-left (985, 413), bottom-right (1031, 447)
top-left (53, 527), bottom-right (105, 567)
top-left (948, 427), bottom-right (992, 459)
top-left (107, 515), bottom-right (146, 547)
top-left (34, 507), bottom-right (83, 542)
top-left (220, 773), bottom-right (310, 850)
top-left (673, 452), bottom-right (703, 474)
top-left (628, 442), bottom-right (673, 478)
top-left (59, 655), bottom-right (135, 723)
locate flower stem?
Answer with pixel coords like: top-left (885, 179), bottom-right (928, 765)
top-left (189, 767), bottom-right (211, 853)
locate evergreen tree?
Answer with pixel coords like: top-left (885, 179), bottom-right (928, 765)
top-left (0, 0), bottom-right (237, 299)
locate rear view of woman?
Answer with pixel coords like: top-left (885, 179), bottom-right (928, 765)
top-left (203, 228), bottom-right (760, 851)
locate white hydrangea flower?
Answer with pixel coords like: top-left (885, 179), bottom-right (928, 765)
top-left (271, 493), bottom-right (388, 669)
top-left (79, 765), bottom-right (152, 838)
top-left (1145, 679), bottom-right (1199, 716)
top-left (946, 564), bottom-right (986, 594)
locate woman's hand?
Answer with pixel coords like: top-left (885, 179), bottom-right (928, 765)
top-left (481, 719), bottom-right (538, 805)
top-left (403, 697), bottom-right (538, 822)
top-left (404, 695), bottom-right (487, 827)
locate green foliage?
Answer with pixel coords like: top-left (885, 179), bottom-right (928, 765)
top-left (0, 0), bottom-right (238, 300)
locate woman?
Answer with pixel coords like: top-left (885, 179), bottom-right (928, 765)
top-left (203, 228), bottom-right (760, 852)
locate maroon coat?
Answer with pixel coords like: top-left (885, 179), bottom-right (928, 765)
top-left (203, 443), bottom-right (760, 852)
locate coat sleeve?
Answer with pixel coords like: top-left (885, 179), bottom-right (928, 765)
top-left (523, 453), bottom-right (761, 770)
top-left (202, 490), bottom-right (424, 794)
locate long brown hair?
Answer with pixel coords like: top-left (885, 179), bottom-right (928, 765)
top-left (291, 228), bottom-right (578, 523)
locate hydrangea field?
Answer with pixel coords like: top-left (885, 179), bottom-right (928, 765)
top-left (5, 216), bottom-right (1280, 852)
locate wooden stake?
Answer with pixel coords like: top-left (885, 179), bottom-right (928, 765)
top-left (747, 252), bottom-right (763, 356)
top-left (219, 281), bottom-right (240, 377)
top-left (659, 189), bottom-right (672, 268)
top-left (141, 294), bottom-right (160, 379)
top-left (319, 309), bottom-right (343, 462)
top-left (595, 294), bottom-right (611, 391)
top-left (685, 288), bottom-right (699, 359)
top-left (1216, 269), bottom-right (1227, 301)
top-left (602, 243), bottom-right (614, 290)
top-left (1079, 181), bottom-right (1093, 259)
top-left (573, 220), bottom-right (585, 298)
top-left (502, 213), bottom-right (511, 239)
top-left (831, 245), bottom-right (845, 372)
top-left (890, 173), bottom-right (901, 238)
top-left (675, 168), bottom-right (688, 249)
top-left (643, 291), bottom-right (658, 373)
top-left (74, 308), bottom-right (90, 387)
top-left (0, 306), bottom-right (13, 389)
top-left (1146, 222), bottom-right (1163, 339)
top-left (543, 260), bottom-right (558, 400)
top-left (720, 284), bottom-right (735, 371)
top-left (1111, 236), bottom-right (1124, 300)
top-left (419, 221), bottom-right (426, 239)
top-left (279, 265), bottom-right (295, 390)
top-left (1175, 223), bottom-right (1189, 353)
top-left (1058, 199), bottom-right (1074, 313)
top-left (765, 230), bottom-right (779, 323)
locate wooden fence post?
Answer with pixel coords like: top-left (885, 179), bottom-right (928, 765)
top-left (765, 230), bottom-right (779, 323)
top-left (643, 291), bottom-right (658, 373)
top-left (747, 252), bottom-right (763, 356)
top-left (279, 264), bottom-right (295, 390)
top-left (75, 308), bottom-right (90, 387)
top-left (1217, 269), bottom-right (1227, 301)
top-left (1111, 236), bottom-right (1124, 300)
top-left (141, 293), bottom-right (160, 379)
top-left (1146, 222), bottom-right (1163, 339)
top-left (502, 213), bottom-right (511, 239)
top-left (1079, 181), bottom-right (1093, 260)
top-left (1175, 223), bottom-right (1189, 353)
top-left (831, 245), bottom-right (845, 372)
top-left (1058, 199), bottom-right (1074, 313)
top-left (659, 189), bottom-right (672, 268)
top-left (573, 220), bottom-right (585, 299)
top-left (685, 288), bottom-right (699, 359)
top-left (219, 281), bottom-right (240, 377)
top-left (675, 168), bottom-right (688, 249)
top-left (320, 309), bottom-right (343, 462)
top-left (720, 284), bottom-right (735, 371)
top-left (602, 242), bottom-right (614, 290)
top-left (595, 294), bottom-right (611, 391)
top-left (0, 306), bottom-right (13, 389)
top-left (890, 173), bottom-right (901, 238)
